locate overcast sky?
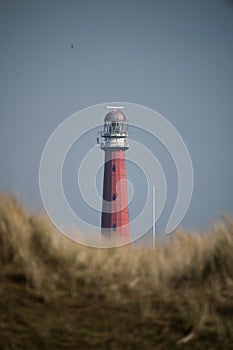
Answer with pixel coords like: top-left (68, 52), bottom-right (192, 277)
top-left (1, 0), bottom-right (233, 241)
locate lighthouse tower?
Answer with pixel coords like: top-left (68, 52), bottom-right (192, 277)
top-left (100, 108), bottom-right (130, 243)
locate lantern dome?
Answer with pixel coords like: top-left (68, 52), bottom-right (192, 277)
top-left (104, 110), bottom-right (127, 123)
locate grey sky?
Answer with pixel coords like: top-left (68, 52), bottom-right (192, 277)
top-left (1, 0), bottom-right (233, 238)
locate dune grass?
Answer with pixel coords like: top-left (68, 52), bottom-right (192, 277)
top-left (0, 193), bottom-right (233, 349)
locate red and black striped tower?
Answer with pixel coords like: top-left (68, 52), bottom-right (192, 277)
top-left (100, 108), bottom-right (130, 243)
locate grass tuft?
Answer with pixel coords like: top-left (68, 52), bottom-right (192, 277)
top-left (0, 193), bottom-right (233, 349)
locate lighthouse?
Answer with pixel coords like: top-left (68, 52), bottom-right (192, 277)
top-left (99, 107), bottom-right (130, 244)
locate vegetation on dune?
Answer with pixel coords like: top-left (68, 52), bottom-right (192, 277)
top-left (0, 193), bottom-right (233, 349)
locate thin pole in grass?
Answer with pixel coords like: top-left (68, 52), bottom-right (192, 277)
top-left (152, 185), bottom-right (156, 250)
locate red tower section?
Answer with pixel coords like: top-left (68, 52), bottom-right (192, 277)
top-left (100, 109), bottom-right (130, 243)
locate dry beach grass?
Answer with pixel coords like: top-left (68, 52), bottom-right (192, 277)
top-left (0, 193), bottom-right (233, 349)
